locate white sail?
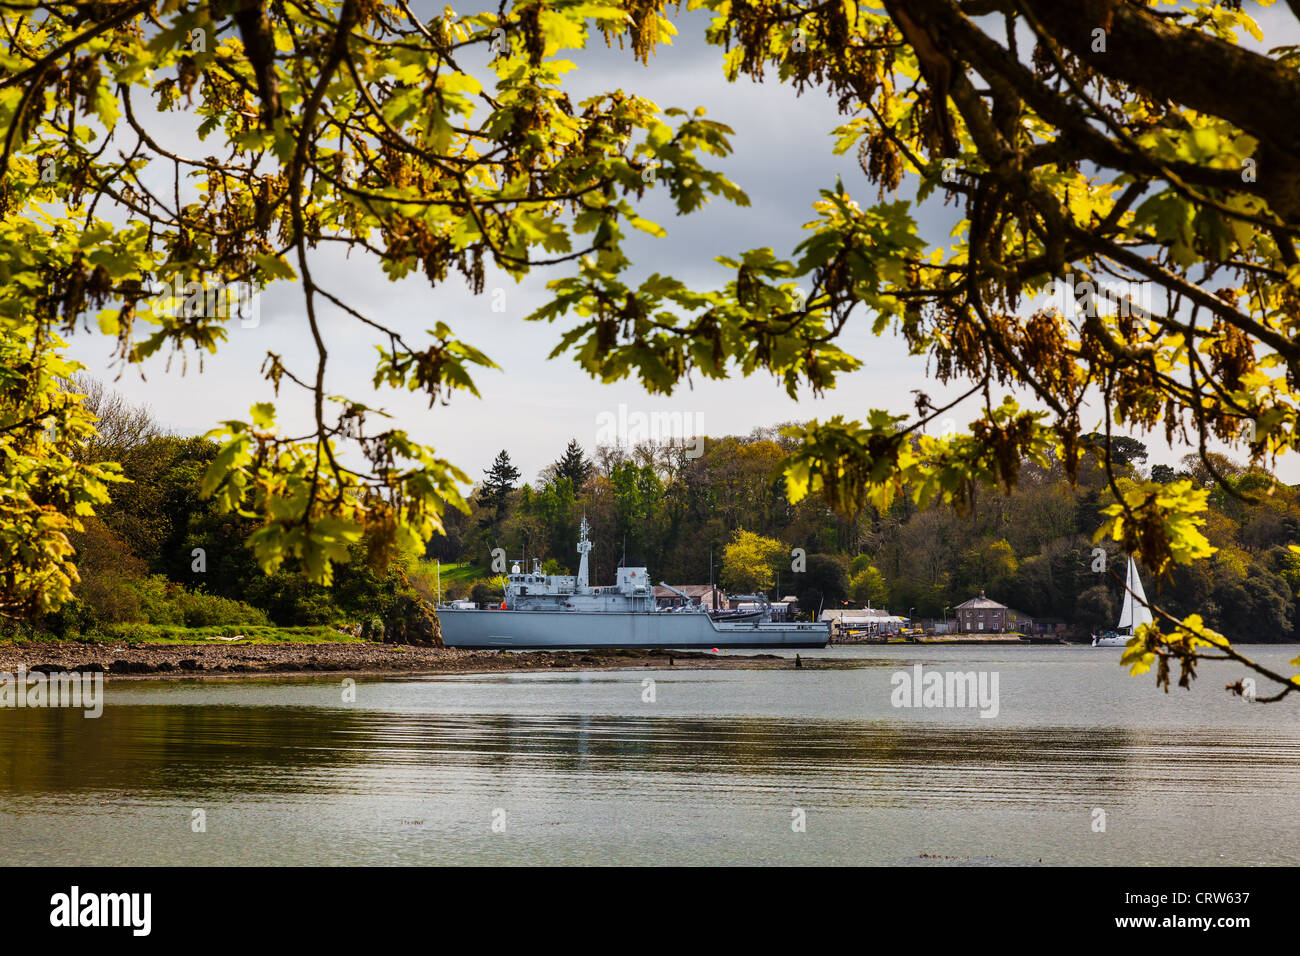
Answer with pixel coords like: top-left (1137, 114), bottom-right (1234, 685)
top-left (1116, 557), bottom-right (1152, 632)
top-left (1129, 558), bottom-right (1153, 628)
top-left (1117, 557), bottom-right (1133, 629)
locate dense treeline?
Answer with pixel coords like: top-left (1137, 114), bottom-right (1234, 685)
top-left (12, 383), bottom-right (1300, 644)
top-left (5, 382), bottom-right (442, 643)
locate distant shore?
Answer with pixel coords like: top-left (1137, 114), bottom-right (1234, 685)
top-left (832, 633), bottom-right (1067, 645)
top-left (0, 640), bottom-right (823, 680)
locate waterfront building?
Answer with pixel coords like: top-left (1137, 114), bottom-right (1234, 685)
top-left (955, 591), bottom-right (1012, 632)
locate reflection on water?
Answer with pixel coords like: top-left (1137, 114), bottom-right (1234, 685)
top-left (1, 646), bottom-right (1297, 865)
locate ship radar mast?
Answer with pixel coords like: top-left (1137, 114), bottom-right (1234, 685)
top-left (576, 515), bottom-right (592, 591)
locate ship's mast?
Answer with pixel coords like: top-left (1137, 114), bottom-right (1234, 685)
top-left (576, 515), bottom-right (592, 591)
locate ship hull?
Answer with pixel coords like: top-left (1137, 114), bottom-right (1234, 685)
top-left (437, 608), bottom-right (828, 649)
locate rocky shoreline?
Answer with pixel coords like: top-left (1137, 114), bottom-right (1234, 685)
top-left (0, 640), bottom-right (811, 680)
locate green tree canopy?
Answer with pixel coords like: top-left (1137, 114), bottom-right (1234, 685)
top-left (554, 438), bottom-right (593, 490)
top-left (793, 552), bottom-right (850, 617)
top-left (720, 529), bottom-right (784, 593)
top-left (479, 449), bottom-right (521, 527)
top-left (848, 564), bottom-right (888, 607)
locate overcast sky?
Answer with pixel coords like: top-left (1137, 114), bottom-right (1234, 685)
top-left (69, 2), bottom-right (1300, 485)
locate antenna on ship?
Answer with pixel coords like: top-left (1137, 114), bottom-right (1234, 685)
top-left (709, 547), bottom-right (716, 612)
top-left (576, 514), bottom-right (592, 591)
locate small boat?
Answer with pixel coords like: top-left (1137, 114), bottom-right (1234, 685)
top-left (1092, 556), bottom-right (1152, 647)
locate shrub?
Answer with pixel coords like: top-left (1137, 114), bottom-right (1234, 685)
top-left (37, 599), bottom-right (100, 639)
top-left (380, 593), bottom-right (438, 645)
top-left (171, 587), bottom-right (270, 628)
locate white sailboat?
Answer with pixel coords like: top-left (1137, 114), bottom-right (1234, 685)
top-left (1092, 556), bottom-right (1153, 646)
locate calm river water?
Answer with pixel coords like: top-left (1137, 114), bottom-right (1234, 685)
top-left (2, 645), bottom-right (1297, 865)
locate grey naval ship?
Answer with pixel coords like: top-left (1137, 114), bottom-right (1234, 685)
top-left (437, 518), bottom-right (829, 649)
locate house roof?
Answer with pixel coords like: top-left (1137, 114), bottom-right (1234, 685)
top-left (955, 590), bottom-right (1008, 610)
